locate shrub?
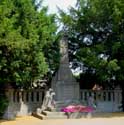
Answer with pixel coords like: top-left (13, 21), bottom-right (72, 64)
top-left (0, 92), bottom-right (8, 118)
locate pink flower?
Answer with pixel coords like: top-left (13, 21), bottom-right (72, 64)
top-left (61, 105), bottom-right (94, 113)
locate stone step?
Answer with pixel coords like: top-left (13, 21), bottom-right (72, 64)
top-left (45, 115), bottom-right (67, 119)
top-left (42, 111), bottom-right (66, 116)
top-left (32, 112), bottom-right (46, 120)
top-left (33, 111), bottom-right (67, 120)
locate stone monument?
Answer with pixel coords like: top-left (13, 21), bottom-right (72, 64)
top-left (51, 35), bottom-right (80, 107)
top-left (41, 88), bottom-right (52, 111)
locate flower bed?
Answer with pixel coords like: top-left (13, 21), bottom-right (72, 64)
top-left (61, 105), bottom-right (94, 113)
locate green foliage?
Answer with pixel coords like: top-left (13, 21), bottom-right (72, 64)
top-left (0, 91), bottom-right (8, 118)
top-left (59, 0), bottom-right (124, 87)
top-left (0, 0), bottom-right (58, 88)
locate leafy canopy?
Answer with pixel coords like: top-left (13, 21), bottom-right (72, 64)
top-left (59, 0), bottom-right (124, 88)
top-left (0, 0), bottom-right (58, 88)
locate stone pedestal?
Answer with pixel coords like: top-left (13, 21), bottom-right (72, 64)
top-left (51, 36), bottom-right (80, 108)
top-left (52, 64), bottom-right (79, 101)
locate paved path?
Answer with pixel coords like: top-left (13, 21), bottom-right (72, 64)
top-left (0, 115), bottom-right (124, 125)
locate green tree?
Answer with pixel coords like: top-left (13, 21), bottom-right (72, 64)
top-left (59, 0), bottom-right (124, 110)
top-left (0, 0), bottom-right (58, 88)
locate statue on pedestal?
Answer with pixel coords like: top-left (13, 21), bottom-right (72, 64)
top-left (41, 88), bottom-right (56, 112)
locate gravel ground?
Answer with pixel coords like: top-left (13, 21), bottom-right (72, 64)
top-left (0, 114), bottom-right (124, 125)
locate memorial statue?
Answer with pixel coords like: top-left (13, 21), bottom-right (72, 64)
top-left (41, 88), bottom-right (55, 112)
top-left (47, 91), bottom-right (56, 111)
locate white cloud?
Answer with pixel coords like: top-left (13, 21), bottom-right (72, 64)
top-left (43, 0), bottom-right (77, 13)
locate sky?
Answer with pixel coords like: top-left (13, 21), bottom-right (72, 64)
top-left (42, 0), bottom-right (77, 14)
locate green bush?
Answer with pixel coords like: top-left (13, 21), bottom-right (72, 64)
top-left (0, 93), bottom-right (8, 118)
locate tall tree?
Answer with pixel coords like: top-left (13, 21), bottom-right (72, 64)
top-left (59, 0), bottom-right (124, 110)
top-left (0, 0), bottom-right (58, 88)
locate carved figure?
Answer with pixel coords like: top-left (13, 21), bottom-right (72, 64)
top-left (41, 88), bottom-right (55, 111)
